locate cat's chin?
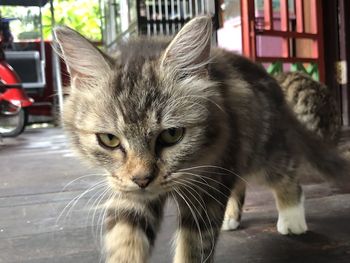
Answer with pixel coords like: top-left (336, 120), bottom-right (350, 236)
top-left (113, 186), bottom-right (165, 201)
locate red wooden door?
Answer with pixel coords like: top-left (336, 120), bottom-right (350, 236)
top-left (240, 0), bottom-right (325, 82)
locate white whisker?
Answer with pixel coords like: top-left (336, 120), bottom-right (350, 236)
top-left (180, 165), bottom-right (248, 184)
top-left (175, 178), bottom-right (226, 207)
top-left (173, 187), bottom-right (205, 262)
top-left (56, 180), bottom-right (107, 225)
top-left (61, 173), bottom-right (107, 192)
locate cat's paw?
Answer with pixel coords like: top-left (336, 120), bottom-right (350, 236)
top-left (277, 204), bottom-right (308, 235)
top-left (221, 217), bottom-right (240, 231)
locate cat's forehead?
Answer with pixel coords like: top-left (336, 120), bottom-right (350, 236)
top-left (77, 46), bottom-right (208, 135)
top-left (73, 62), bottom-right (164, 135)
top-left (87, 94), bottom-right (160, 139)
top-left (111, 61), bottom-right (164, 123)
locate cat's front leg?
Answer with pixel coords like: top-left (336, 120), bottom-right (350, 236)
top-left (173, 188), bottom-right (228, 263)
top-left (222, 180), bottom-right (246, 231)
top-left (104, 197), bottom-right (165, 263)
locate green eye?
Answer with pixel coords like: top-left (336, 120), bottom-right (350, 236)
top-left (97, 133), bottom-right (120, 149)
top-left (158, 128), bottom-right (185, 146)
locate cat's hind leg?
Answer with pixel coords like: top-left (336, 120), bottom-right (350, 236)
top-left (270, 177), bottom-right (307, 235)
top-left (221, 180), bottom-right (246, 231)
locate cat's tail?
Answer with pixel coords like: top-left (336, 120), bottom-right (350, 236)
top-left (298, 122), bottom-right (350, 189)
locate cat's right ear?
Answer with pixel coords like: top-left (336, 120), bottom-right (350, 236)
top-left (54, 27), bottom-right (112, 87)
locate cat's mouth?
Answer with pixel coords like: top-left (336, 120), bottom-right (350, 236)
top-left (107, 175), bottom-right (166, 197)
top-left (116, 186), bottom-right (166, 201)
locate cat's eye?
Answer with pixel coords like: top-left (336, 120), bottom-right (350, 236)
top-left (97, 133), bottom-right (120, 149)
top-left (158, 127), bottom-right (185, 146)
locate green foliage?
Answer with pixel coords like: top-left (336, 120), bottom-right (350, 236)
top-left (43, 0), bottom-right (102, 41)
top-left (1, 0), bottom-right (102, 41)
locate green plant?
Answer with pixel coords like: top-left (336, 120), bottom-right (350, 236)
top-left (1, 0), bottom-right (102, 41)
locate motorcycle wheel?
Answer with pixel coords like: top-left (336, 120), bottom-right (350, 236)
top-left (0, 108), bottom-right (27, 137)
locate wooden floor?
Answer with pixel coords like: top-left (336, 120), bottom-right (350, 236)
top-left (0, 128), bottom-right (349, 263)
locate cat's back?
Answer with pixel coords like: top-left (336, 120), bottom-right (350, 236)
top-left (209, 48), bottom-right (286, 109)
top-left (210, 48), bottom-right (269, 83)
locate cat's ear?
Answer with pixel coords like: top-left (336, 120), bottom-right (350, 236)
top-left (160, 16), bottom-right (212, 77)
top-left (54, 26), bottom-right (112, 86)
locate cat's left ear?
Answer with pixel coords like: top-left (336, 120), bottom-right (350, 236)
top-left (54, 27), bottom-right (112, 87)
top-left (160, 16), bottom-right (212, 77)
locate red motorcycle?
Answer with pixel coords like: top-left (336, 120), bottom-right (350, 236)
top-left (0, 18), bottom-right (33, 137)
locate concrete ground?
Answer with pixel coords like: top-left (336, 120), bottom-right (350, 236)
top-left (0, 127), bottom-right (349, 263)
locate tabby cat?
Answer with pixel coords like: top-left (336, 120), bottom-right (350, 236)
top-left (275, 71), bottom-right (341, 144)
top-left (55, 17), bottom-right (349, 263)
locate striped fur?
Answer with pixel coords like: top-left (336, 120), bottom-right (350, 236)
top-left (104, 197), bottom-right (165, 263)
top-left (55, 16), bottom-right (350, 262)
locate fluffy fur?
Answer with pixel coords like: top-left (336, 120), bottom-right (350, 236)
top-left (55, 16), bottom-right (349, 263)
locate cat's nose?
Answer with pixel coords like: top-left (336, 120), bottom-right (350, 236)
top-left (132, 174), bottom-right (154, 189)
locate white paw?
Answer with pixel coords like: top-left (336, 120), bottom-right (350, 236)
top-left (221, 218), bottom-right (240, 231)
top-left (277, 202), bottom-right (308, 235)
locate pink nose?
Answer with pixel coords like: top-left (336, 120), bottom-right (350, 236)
top-left (132, 175), bottom-right (154, 188)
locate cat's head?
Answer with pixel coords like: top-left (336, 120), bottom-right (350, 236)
top-left (55, 16), bottom-right (228, 199)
